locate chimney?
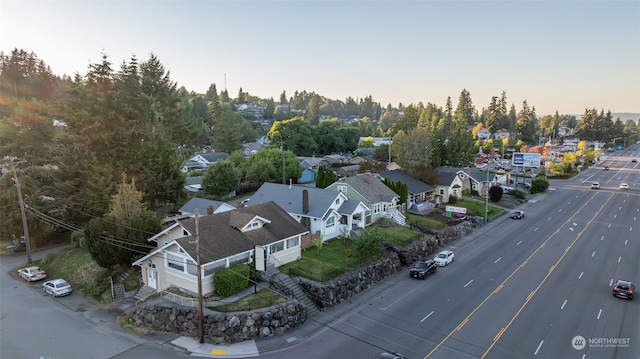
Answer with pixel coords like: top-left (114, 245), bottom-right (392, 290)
top-left (365, 170), bottom-right (371, 183)
top-left (206, 206), bottom-right (214, 215)
top-left (236, 200), bottom-right (243, 209)
top-left (302, 189), bottom-right (309, 214)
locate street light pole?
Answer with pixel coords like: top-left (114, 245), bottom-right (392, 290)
top-left (485, 168), bottom-right (489, 222)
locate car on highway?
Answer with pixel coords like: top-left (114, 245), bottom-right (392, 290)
top-left (510, 210), bottom-right (525, 219)
top-left (612, 280), bottom-right (634, 300)
top-left (591, 182), bottom-right (600, 189)
top-left (434, 250), bottom-right (455, 266)
top-left (409, 259), bottom-right (437, 279)
top-left (603, 166), bottom-right (609, 171)
top-left (42, 278), bottom-right (73, 297)
top-left (375, 352), bottom-right (406, 359)
top-left (17, 266), bottom-right (47, 282)
top-left (619, 183), bottom-right (629, 190)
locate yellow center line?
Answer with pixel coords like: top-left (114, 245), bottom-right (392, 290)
top-left (480, 193), bottom-right (612, 358)
top-left (425, 192), bottom-right (612, 359)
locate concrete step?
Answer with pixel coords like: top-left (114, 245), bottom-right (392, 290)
top-left (112, 283), bottom-right (125, 301)
top-left (116, 267), bottom-right (136, 284)
top-left (133, 285), bottom-right (156, 301)
top-left (269, 274), bottom-right (319, 317)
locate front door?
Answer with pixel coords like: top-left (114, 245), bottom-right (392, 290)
top-left (147, 268), bottom-right (157, 289)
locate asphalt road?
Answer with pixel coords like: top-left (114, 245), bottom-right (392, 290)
top-left (0, 246), bottom-right (187, 359)
top-left (3, 149), bottom-right (638, 359)
top-left (261, 150), bottom-right (640, 359)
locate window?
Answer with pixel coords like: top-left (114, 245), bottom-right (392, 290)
top-left (326, 216), bottom-right (335, 228)
top-left (337, 185), bottom-right (347, 194)
top-left (286, 237), bottom-right (299, 248)
top-left (166, 253), bottom-right (185, 272)
top-left (373, 204), bottom-right (382, 214)
top-left (270, 241), bottom-right (284, 253)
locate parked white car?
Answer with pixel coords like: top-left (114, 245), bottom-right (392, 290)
top-left (42, 279), bottom-right (73, 297)
top-left (434, 250), bottom-right (455, 266)
top-left (17, 266), bottom-right (47, 282)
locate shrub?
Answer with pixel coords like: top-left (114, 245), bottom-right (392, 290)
top-left (448, 195), bottom-right (458, 204)
top-left (488, 185), bottom-right (504, 202)
top-left (532, 176), bottom-right (549, 193)
top-left (509, 189), bottom-right (527, 199)
top-left (353, 228), bottom-right (384, 257)
top-left (214, 264), bottom-right (250, 297)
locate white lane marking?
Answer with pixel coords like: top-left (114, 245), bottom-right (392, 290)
top-left (630, 227), bottom-right (633, 231)
top-left (601, 236), bottom-right (604, 241)
top-left (610, 278), bottom-right (614, 286)
top-left (625, 240), bottom-right (628, 245)
top-left (591, 251), bottom-right (596, 257)
top-left (561, 299), bottom-right (567, 309)
top-left (516, 240), bottom-right (522, 246)
top-left (614, 214), bottom-right (617, 218)
top-left (582, 354), bottom-right (586, 359)
top-left (618, 256), bottom-right (622, 263)
top-left (569, 228), bottom-right (574, 231)
top-left (579, 272), bottom-right (583, 279)
top-left (558, 209), bottom-right (562, 212)
top-left (534, 227), bottom-right (539, 232)
top-left (534, 340), bottom-right (544, 355)
top-left (420, 311), bottom-right (434, 322)
top-left (608, 224), bottom-right (612, 228)
top-left (597, 309), bottom-right (602, 319)
top-left (619, 207), bottom-right (622, 210)
top-left (464, 280), bottom-right (474, 288)
top-left (547, 217), bottom-right (552, 221)
top-left (573, 223), bottom-right (577, 226)
top-left (494, 257), bottom-right (501, 264)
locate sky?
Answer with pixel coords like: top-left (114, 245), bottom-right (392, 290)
top-left (1, 0), bottom-right (639, 116)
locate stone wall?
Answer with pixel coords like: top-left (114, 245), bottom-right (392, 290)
top-left (130, 221), bottom-right (478, 343)
top-left (297, 221), bottom-right (478, 309)
top-left (131, 302), bottom-right (307, 344)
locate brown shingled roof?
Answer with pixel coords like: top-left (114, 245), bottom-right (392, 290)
top-left (177, 201), bottom-right (307, 263)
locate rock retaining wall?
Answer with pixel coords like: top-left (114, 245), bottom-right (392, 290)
top-left (130, 221), bottom-right (478, 343)
top-left (297, 221), bottom-right (478, 309)
top-left (131, 302), bottom-right (307, 344)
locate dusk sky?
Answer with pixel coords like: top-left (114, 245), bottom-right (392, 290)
top-left (2, 0), bottom-right (639, 116)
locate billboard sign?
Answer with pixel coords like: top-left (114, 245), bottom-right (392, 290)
top-left (512, 153), bottom-right (541, 167)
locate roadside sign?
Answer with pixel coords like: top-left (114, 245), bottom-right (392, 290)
top-left (446, 205), bottom-right (466, 214)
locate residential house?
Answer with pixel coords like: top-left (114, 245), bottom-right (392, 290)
top-left (494, 129), bottom-right (510, 140)
top-left (322, 154), bottom-right (346, 166)
top-left (378, 170), bottom-right (435, 212)
top-left (336, 164), bottom-right (360, 178)
top-left (181, 152), bottom-right (229, 172)
top-left (133, 201), bottom-right (309, 296)
top-left (325, 171), bottom-right (405, 225)
top-left (161, 197), bottom-right (236, 224)
top-left (242, 142), bottom-right (264, 157)
top-left (434, 167), bottom-right (491, 204)
top-left (247, 182), bottom-right (368, 245)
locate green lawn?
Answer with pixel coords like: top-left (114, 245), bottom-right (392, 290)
top-left (280, 225), bottom-right (423, 281)
top-left (454, 199), bottom-right (503, 220)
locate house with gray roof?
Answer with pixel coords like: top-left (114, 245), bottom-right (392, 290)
top-left (325, 171), bottom-right (405, 225)
top-left (247, 182), bottom-right (368, 244)
top-left (435, 167), bottom-right (491, 204)
top-left (181, 152), bottom-right (229, 172)
top-left (378, 170), bottom-right (436, 212)
top-left (133, 201), bottom-right (309, 296)
top-left (161, 197), bottom-right (236, 224)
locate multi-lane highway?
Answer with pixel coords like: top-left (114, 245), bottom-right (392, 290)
top-left (262, 149), bottom-right (640, 359)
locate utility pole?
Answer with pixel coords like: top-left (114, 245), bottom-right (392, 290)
top-left (195, 209), bottom-right (204, 343)
top-left (12, 164), bottom-right (32, 264)
top-left (281, 139), bottom-right (285, 185)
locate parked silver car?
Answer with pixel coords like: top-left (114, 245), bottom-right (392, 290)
top-left (17, 266), bottom-right (47, 282)
top-left (42, 279), bottom-right (73, 297)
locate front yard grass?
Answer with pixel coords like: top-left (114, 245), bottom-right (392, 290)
top-left (280, 225), bottom-right (423, 281)
top-left (455, 199), bottom-right (503, 219)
